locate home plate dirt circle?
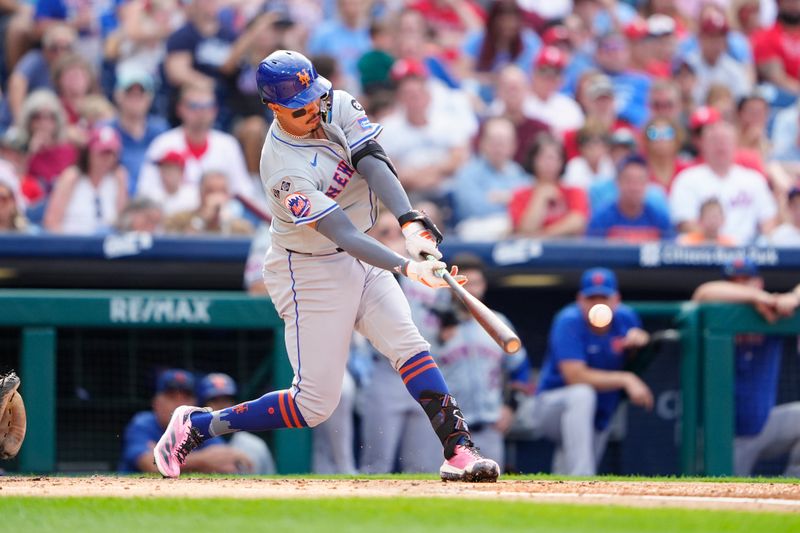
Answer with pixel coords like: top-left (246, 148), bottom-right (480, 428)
top-left (3, 477), bottom-right (800, 513)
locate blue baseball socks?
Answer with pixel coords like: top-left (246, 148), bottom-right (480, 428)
top-left (190, 389), bottom-right (307, 439)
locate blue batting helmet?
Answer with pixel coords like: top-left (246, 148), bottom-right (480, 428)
top-left (256, 50), bottom-right (331, 108)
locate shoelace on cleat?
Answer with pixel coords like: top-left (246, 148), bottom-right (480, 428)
top-left (175, 427), bottom-right (203, 464)
top-left (460, 441), bottom-right (484, 460)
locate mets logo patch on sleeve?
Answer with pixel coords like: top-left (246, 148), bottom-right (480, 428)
top-left (285, 193), bottom-right (312, 218)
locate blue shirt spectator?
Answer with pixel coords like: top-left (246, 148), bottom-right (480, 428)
top-left (452, 156), bottom-right (530, 223)
top-left (164, 2), bottom-right (240, 128)
top-left (451, 117), bottom-right (530, 231)
top-left (110, 68), bottom-right (169, 196)
top-left (593, 33), bottom-right (652, 127)
top-left (770, 104), bottom-right (799, 159)
top-left (588, 201), bottom-right (674, 241)
top-left (307, 0), bottom-right (372, 86)
top-left (608, 70), bottom-right (652, 128)
top-left (589, 179), bottom-right (669, 214)
top-left (35, 0), bottom-right (119, 66)
top-left (587, 156), bottom-right (673, 241)
top-left (676, 30), bottom-right (753, 65)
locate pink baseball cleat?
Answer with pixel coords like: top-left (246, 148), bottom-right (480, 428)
top-left (439, 441), bottom-right (500, 482)
top-left (153, 405), bottom-right (209, 478)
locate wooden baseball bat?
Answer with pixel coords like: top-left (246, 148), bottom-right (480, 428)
top-left (235, 193), bottom-right (272, 223)
top-left (428, 255), bottom-right (522, 354)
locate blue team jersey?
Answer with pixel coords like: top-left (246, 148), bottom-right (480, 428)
top-left (609, 71), bottom-right (651, 128)
top-left (118, 411), bottom-right (224, 472)
top-left (735, 335), bottom-right (783, 436)
top-left (587, 201), bottom-right (674, 241)
top-left (537, 303), bottom-right (642, 431)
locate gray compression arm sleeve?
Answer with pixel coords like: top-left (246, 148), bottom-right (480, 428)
top-left (355, 155), bottom-right (412, 217)
top-left (316, 208), bottom-right (409, 272)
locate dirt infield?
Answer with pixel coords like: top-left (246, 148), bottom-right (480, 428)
top-left (2, 476), bottom-right (800, 512)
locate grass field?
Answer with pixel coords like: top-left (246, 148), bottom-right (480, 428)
top-left (3, 495), bottom-right (800, 533)
top-left (2, 474), bottom-right (800, 532)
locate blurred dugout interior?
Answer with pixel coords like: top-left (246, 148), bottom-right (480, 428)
top-left (0, 327), bottom-right (274, 473)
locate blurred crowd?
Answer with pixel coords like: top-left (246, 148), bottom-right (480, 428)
top-left (2, 0), bottom-right (800, 246)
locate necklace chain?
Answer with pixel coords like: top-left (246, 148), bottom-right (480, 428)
top-left (276, 119), bottom-right (313, 140)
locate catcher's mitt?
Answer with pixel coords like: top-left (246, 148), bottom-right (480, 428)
top-left (0, 371), bottom-right (26, 459)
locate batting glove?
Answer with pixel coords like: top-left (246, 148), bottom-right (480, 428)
top-left (402, 221), bottom-right (442, 261)
top-left (402, 259), bottom-right (467, 289)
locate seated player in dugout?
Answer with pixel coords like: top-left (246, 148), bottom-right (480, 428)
top-left (692, 259), bottom-right (800, 476)
top-left (153, 50), bottom-right (501, 482)
top-left (119, 369), bottom-right (252, 474)
top-left (512, 268), bottom-right (654, 475)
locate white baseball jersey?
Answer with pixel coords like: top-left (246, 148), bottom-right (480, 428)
top-left (669, 163), bottom-right (777, 244)
top-left (137, 127), bottom-right (255, 200)
top-left (260, 90), bottom-right (382, 253)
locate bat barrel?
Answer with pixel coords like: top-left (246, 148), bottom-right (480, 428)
top-left (440, 267), bottom-right (522, 354)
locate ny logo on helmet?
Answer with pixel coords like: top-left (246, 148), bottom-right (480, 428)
top-left (297, 69), bottom-right (311, 88)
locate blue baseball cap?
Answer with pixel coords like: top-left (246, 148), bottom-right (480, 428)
top-left (156, 369), bottom-right (195, 395)
top-left (579, 267), bottom-right (618, 297)
top-left (197, 373), bottom-right (237, 404)
top-left (723, 258), bottom-right (759, 279)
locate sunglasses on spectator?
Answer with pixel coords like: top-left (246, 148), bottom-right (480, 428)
top-left (646, 124), bottom-right (676, 141)
top-left (651, 99), bottom-right (676, 110)
top-left (185, 100), bottom-right (216, 110)
top-left (0, 193), bottom-right (13, 202)
top-left (47, 42), bottom-right (72, 52)
top-left (32, 111), bottom-right (57, 121)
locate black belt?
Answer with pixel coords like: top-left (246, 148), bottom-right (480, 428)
top-left (285, 247), bottom-right (345, 257)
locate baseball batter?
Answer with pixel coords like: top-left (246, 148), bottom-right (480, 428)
top-left (154, 50), bottom-right (499, 482)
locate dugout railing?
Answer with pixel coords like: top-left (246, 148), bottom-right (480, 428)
top-left (685, 302), bottom-right (800, 476)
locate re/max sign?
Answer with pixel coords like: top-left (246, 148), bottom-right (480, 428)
top-left (110, 297), bottom-right (211, 324)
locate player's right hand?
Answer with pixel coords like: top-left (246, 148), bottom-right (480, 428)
top-left (402, 259), bottom-right (466, 289)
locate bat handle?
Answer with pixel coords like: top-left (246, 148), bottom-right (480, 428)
top-left (424, 254), bottom-right (446, 278)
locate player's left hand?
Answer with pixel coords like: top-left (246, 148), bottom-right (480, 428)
top-left (402, 221), bottom-right (442, 261)
top-left (622, 327), bottom-right (650, 350)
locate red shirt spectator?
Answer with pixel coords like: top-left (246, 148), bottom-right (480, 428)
top-left (511, 133), bottom-right (588, 237)
top-left (751, 6), bottom-right (800, 91)
top-left (508, 184), bottom-right (589, 231)
top-left (409, 0), bottom-right (486, 31)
